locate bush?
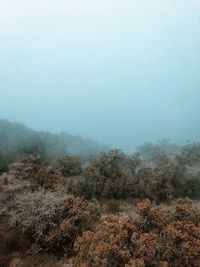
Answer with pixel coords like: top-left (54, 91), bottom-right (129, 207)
top-left (0, 153), bottom-right (10, 175)
top-left (7, 190), bottom-right (101, 254)
top-left (69, 150), bottom-right (200, 202)
top-left (0, 229), bottom-right (31, 267)
top-left (176, 143), bottom-right (200, 167)
top-left (31, 168), bottom-right (56, 189)
top-left (72, 199), bottom-right (200, 267)
top-left (42, 196), bottom-right (101, 253)
top-left (53, 156), bottom-right (82, 177)
top-left (74, 150), bottom-right (135, 199)
top-left (72, 215), bottom-right (134, 267)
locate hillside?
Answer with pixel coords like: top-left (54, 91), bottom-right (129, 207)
top-left (0, 149), bottom-right (200, 266)
top-left (0, 119), bottom-right (107, 173)
top-left (0, 120), bottom-right (200, 266)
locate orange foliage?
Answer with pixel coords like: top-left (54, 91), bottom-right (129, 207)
top-left (72, 200), bottom-right (200, 267)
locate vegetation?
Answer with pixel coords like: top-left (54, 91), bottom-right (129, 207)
top-left (0, 119), bottom-right (107, 174)
top-left (72, 199), bottom-right (200, 267)
top-left (70, 150), bottom-right (200, 202)
top-left (0, 121), bottom-right (200, 266)
top-left (53, 155), bottom-right (82, 177)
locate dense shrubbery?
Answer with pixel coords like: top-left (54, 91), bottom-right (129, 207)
top-left (70, 150), bottom-right (200, 202)
top-left (76, 150), bottom-right (133, 199)
top-left (72, 199), bottom-right (200, 267)
top-left (12, 192), bottom-right (101, 253)
top-left (1, 147), bottom-right (199, 204)
top-left (0, 130), bottom-right (200, 266)
top-left (3, 189), bottom-right (199, 267)
top-left (0, 178), bottom-right (100, 254)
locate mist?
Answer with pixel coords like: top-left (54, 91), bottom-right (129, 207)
top-left (0, 0), bottom-right (200, 152)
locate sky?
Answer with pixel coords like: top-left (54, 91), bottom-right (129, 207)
top-left (0, 0), bottom-right (200, 152)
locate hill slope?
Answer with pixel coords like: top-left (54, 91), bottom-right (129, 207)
top-left (0, 119), bottom-right (107, 163)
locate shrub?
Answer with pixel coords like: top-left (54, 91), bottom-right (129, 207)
top-left (0, 153), bottom-right (10, 175)
top-left (42, 196), bottom-right (101, 253)
top-left (72, 200), bottom-right (200, 267)
top-left (176, 143), bottom-right (200, 167)
top-left (76, 150), bottom-right (135, 199)
top-left (173, 198), bottom-right (200, 224)
top-left (7, 190), bottom-right (101, 254)
top-left (53, 156), bottom-right (82, 177)
top-left (8, 155), bottom-right (45, 179)
top-left (72, 215), bottom-right (135, 267)
top-left (63, 149), bottom-right (199, 202)
top-left (31, 168), bottom-right (56, 189)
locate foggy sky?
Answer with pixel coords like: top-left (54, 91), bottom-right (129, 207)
top-left (0, 0), bottom-right (200, 152)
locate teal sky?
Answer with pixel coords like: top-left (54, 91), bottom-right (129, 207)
top-left (0, 0), bottom-right (200, 152)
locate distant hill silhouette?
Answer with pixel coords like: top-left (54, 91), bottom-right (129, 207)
top-left (0, 119), bottom-right (108, 163)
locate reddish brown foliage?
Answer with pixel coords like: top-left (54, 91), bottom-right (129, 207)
top-left (1, 155), bottom-right (200, 266)
top-left (72, 200), bottom-right (200, 267)
top-left (72, 215), bottom-right (134, 267)
top-left (42, 196), bottom-right (101, 254)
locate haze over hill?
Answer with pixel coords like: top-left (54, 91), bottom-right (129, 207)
top-left (0, 119), bottom-right (107, 163)
top-left (1, 0), bottom-right (200, 152)
top-left (0, 2), bottom-right (200, 267)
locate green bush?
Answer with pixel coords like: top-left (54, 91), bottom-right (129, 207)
top-left (53, 155), bottom-right (82, 177)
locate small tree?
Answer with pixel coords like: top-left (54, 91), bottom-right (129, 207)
top-left (53, 155), bottom-right (82, 177)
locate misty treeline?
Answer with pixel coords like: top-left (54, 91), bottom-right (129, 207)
top-left (0, 119), bottom-right (107, 174)
top-left (0, 119), bottom-right (199, 202)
